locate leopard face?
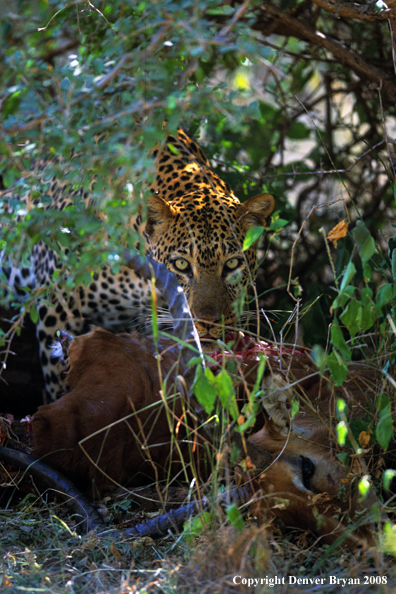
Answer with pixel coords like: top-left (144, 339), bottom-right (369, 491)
top-left (146, 129), bottom-right (274, 349)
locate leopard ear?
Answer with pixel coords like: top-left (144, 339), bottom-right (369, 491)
top-left (238, 193), bottom-right (275, 228)
top-left (146, 195), bottom-right (174, 237)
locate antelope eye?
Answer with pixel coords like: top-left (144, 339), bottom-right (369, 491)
top-left (301, 455), bottom-right (316, 490)
top-left (174, 258), bottom-right (189, 271)
top-left (226, 258), bottom-right (239, 270)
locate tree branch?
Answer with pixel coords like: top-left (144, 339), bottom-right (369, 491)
top-left (255, 1), bottom-right (396, 101)
top-left (310, 0), bottom-right (392, 21)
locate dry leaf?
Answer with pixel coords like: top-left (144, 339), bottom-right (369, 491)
top-left (110, 542), bottom-right (122, 562)
top-left (359, 430), bottom-right (371, 448)
top-left (327, 219), bottom-right (349, 248)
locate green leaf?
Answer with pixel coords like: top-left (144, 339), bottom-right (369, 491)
top-left (269, 216), bottom-right (289, 232)
top-left (376, 393), bottom-right (390, 411)
top-left (251, 352), bottom-right (266, 393)
top-left (206, 5), bottom-right (235, 14)
top-left (3, 90), bottom-right (22, 117)
top-left (361, 285), bottom-right (373, 301)
top-left (215, 368), bottom-right (238, 421)
top-left (339, 299), bottom-right (362, 339)
top-left (388, 235), bottom-right (396, 280)
top-left (327, 351), bottom-right (348, 386)
top-left (363, 263), bottom-right (372, 282)
top-left (243, 226), bottom-right (264, 251)
top-left (226, 503), bottom-right (245, 531)
top-left (2, 167), bottom-right (19, 188)
top-left (29, 304), bottom-right (39, 324)
top-left (291, 396), bottom-right (299, 419)
top-left (191, 365), bottom-right (217, 415)
top-left (238, 353), bottom-right (266, 432)
top-left (117, 498), bottom-right (133, 511)
top-left (287, 121), bottom-right (311, 140)
top-left (246, 100), bottom-right (260, 119)
top-left (330, 321), bottom-right (351, 360)
top-left (376, 283), bottom-right (393, 311)
top-left (167, 143), bottom-right (180, 155)
top-left (182, 512), bottom-right (213, 544)
top-left (376, 405), bottom-right (393, 451)
top-left (339, 260), bottom-right (356, 293)
top-left (311, 344), bottom-right (326, 374)
top-left (352, 222), bottom-right (375, 267)
top-left (336, 452), bottom-right (350, 466)
top-left (332, 285), bottom-right (355, 310)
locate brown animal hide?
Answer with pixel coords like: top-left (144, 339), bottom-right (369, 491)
top-left (33, 328), bottom-right (209, 498)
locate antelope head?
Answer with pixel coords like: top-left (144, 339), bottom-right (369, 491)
top-left (246, 374), bottom-right (379, 545)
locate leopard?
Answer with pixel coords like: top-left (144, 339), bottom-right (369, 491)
top-left (1, 128), bottom-right (274, 401)
top-left (146, 129), bottom-right (274, 346)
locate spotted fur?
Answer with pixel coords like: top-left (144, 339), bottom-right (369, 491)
top-left (2, 129), bottom-right (274, 400)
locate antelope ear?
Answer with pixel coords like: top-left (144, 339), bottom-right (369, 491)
top-left (146, 195), bottom-right (174, 237)
top-left (238, 193), bottom-right (275, 228)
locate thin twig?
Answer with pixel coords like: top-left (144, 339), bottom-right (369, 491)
top-left (264, 140), bottom-right (394, 179)
top-left (287, 198), bottom-right (345, 301)
top-left (217, 0), bottom-right (252, 38)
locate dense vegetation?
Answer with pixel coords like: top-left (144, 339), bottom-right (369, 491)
top-left (2, 0), bottom-right (396, 347)
top-left (1, 0), bottom-right (396, 591)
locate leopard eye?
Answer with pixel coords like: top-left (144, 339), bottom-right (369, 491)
top-left (226, 258), bottom-right (239, 271)
top-left (174, 258), bottom-right (189, 271)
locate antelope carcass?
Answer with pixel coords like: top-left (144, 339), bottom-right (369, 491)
top-left (32, 329), bottom-right (383, 545)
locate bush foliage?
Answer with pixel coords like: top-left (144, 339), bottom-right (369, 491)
top-left (1, 0), bottom-right (396, 348)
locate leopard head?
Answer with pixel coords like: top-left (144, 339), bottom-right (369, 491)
top-left (145, 129), bottom-right (274, 349)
